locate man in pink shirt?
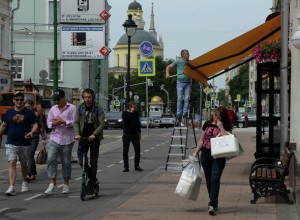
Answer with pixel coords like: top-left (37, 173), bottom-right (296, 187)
top-left (44, 89), bottom-right (76, 195)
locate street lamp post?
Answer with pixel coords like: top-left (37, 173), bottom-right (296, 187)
top-left (160, 85), bottom-right (169, 113)
top-left (123, 14), bottom-right (137, 102)
top-left (95, 75), bottom-right (101, 104)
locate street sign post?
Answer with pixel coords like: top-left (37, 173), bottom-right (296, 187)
top-left (139, 41), bottom-right (153, 56)
top-left (138, 59), bottom-right (156, 77)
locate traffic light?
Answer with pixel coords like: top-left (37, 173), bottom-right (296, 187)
top-left (25, 78), bottom-right (32, 91)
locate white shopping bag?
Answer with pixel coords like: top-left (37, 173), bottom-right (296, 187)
top-left (175, 158), bottom-right (202, 200)
top-left (210, 133), bottom-right (240, 159)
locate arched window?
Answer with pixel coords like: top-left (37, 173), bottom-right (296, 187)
top-left (116, 54), bottom-right (120, 66)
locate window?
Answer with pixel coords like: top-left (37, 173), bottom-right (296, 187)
top-left (48, 59), bottom-right (62, 81)
top-left (116, 54), bottom-right (119, 66)
top-left (0, 23), bottom-right (5, 56)
top-left (47, 0), bottom-right (60, 30)
top-left (11, 58), bottom-right (24, 81)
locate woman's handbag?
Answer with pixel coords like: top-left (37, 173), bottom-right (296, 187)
top-left (175, 157), bottom-right (202, 200)
top-left (36, 142), bottom-right (48, 164)
top-left (210, 132), bottom-right (241, 159)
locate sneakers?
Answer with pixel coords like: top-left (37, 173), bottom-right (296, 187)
top-left (5, 186), bottom-right (16, 196)
top-left (44, 183), bottom-right (58, 194)
top-left (208, 206), bottom-right (215, 215)
top-left (21, 182), bottom-right (29, 192)
top-left (62, 184), bottom-right (70, 194)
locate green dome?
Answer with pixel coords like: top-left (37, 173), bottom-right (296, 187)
top-left (128, 1), bottom-right (142, 10)
top-left (116, 29), bottom-right (159, 46)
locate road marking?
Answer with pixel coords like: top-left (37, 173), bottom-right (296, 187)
top-left (24, 194), bottom-right (42, 201)
top-left (107, 164), bottom-right (115, 168)
top-left (150, 147), bottom-right (155, 150)
top-left (0, 208), bottom-right (9, 213)
top-left (144, 150), bottom-right (149, 152)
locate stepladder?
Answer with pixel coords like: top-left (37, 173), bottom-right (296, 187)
top-left (165, 115), bottom-right (198, 171)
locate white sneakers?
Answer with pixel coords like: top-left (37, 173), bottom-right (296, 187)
top-left (5, 182), bottom-right (29, 196)
top-left (62, 184), bottom-right (70, 194)
top-left (208, 206), bottom-right (215, 215)
top-left (21, 182), bottom-right (29, 192)
top-left (5, 186), bottom-right (16, 196)
top-left (44, 183), bottom-right (58, 195)
top-left (45, 183), bottom-right (70, 194)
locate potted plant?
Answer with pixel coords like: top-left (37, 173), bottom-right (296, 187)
top-left (252, 41), bottom-right (281, 64)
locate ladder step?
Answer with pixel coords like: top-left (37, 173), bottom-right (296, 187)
top-left (170, 144), bottom-right (185, 148)
top-left (166, 162), bottom-right (183, 166)
top-left (172, 135), bottom-right (186, 138)
top-left (174, 126), bottom-right (188, 130)
top-left (168, 153), bottom-right (184, 156)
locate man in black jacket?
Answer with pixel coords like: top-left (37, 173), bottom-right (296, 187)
top-left (122, 102), bottom-right (143, 172)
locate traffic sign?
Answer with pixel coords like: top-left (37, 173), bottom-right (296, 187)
top-left (114, 100), bottom-right (120, 107)
top-left (99, 45), bottom-right (111, 57)
top-left (203, 86), bottom-right (211, 95)
top-left (139, 41), bottom-right (153, 56)
top-left (138, 59), bottom-right (156, 76)
top-left (99, 10), bottom-right (111, 20)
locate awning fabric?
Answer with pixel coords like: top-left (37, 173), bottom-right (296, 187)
top-left (185, 14), bottom-right (281, 86)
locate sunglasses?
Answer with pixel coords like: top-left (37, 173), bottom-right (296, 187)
top-left (15, 98), bottom-right (24, 102)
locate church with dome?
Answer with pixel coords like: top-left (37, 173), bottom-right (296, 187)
top-left (112, 0), bottom-right (164, 70)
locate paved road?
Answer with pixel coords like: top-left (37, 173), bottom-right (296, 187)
top-left (0, 127), bottom-right (187, 220)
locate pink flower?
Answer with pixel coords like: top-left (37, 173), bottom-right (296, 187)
top-left (252, 41), bottom-right (281, 63)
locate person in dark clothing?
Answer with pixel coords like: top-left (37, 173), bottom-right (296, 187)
top-left (122, 102), bottom-right (143, 172)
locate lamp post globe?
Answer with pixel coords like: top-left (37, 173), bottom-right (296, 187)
top-left (122, 14), bottom-right (137, 102)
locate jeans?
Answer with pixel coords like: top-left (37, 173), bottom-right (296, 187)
top-left (77, 139), bottom-right (100, 184)
top-left (200, 151), bottom-right (226, 208)
top-left (122, 134), bottom-right (141, 169)
top-left (27, 136), bottom-right (39, 176)
top-left (176, 82), bottom-right (191, 116)
top-left (46, 140), bottom-right (74, 181)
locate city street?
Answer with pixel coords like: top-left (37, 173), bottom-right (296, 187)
top-left (0, 127), bottom-right (194, 220)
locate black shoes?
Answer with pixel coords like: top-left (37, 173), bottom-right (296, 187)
top-left (135, 167), bottom-right (144, 171)
top-left (123, 168), bottom-right (129, 172)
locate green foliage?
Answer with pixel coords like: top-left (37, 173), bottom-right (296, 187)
top-left (228, 63), bottom-right (249, 106)
top-left (108, 56), bottom-right (203, 114)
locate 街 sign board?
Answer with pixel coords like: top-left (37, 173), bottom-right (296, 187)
top-left (138, 59), bottom-right (156, 77)
top-left (60, 0), bottom-right (109, 24)
top-left (60, 25), bottom-right (109, 60)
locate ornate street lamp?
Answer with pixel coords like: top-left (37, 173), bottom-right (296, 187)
top-left (95, 74), bottom-right (101, 103)
top-left (123, 14), bottom-right (137, 102)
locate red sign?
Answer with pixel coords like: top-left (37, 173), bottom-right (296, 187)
top-left (99, 10), bottom-right (111, 20)
top-left (99, 45), bottom-right (111, 57)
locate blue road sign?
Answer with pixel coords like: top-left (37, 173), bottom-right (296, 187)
top-left (139, 41), bottom-right (153, 56)
top-left (138, 59), bottom-right (156, 76)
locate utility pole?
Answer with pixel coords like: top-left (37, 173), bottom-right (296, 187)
top-left (53, 0), bottom-right (58, 91)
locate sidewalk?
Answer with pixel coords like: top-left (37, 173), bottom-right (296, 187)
top-left (100, 128), bottom-right (299, 220)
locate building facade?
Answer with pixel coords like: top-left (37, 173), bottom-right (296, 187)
top-left (11, 0), bottom-right (109, 110)
top-left (0, 0), bottom-right (12, 92)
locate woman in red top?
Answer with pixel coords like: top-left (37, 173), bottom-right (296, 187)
top-left (193, 107), bottom-right (232, 216)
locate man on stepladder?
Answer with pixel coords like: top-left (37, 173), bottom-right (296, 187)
top-left (166, 49), bottom-right (192, 126)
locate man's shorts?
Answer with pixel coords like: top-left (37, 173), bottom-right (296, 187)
top-left (5, 144), bottom-right (30, 163)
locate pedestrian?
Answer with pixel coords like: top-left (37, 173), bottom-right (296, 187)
top-left (74, 88), bottom-right (105, 193)
top-left (44, 89), bottom-right (76, 195)
top-left (122, 102), bottom-right (143, 172)
top-left (0, 91), bottom-right (38, 196)
top-left (193, 106), bottom-right (232, 215)
top-left (227, 105), bottom-right (237, 125)
top-left (244, 113), bottom-right (249, 128)
top-left (166, 49), bottom-right (192, 124)
top-left (24, 100), bottom-right (47, 181)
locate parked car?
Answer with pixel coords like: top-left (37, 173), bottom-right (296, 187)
top-left (150, 115), bottom-right (160, 128)
top-left (159, 113), bottom-right (175, 128)
top-left (234, 113), bottom-right (256, 128)
top-left (140, 117), bottom-right (155, 128)
top-left (105, 111), bottom-right (123, 129)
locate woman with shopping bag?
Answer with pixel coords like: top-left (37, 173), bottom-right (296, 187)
top-left (193, 106), bottom-right (232, 216)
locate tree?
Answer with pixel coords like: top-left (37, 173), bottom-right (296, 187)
top-left (228, 63), bottom-right (249, 109)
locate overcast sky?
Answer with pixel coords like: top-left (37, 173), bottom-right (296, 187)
top-left (107, 0), bottom-right (273, 89)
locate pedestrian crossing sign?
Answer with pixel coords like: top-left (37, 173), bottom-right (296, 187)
top-left (138, 59), bottom-right (156, 77)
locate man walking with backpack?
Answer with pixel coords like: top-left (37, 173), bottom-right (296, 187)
top-left (74, 88), bottom-right (105, 192)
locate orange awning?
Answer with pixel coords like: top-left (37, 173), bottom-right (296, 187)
top-left (185, 14), bottom-right (281, 86)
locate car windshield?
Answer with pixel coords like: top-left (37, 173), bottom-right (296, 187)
top-left (161, 114), bottom-right (174, 118)
top-left (105, 111), bottom-right (122, 118)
